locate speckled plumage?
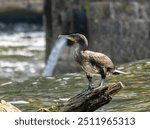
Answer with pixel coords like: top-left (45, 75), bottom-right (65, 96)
top-left (64, 33), bottom-right (117, 90)
top-left (74, 50), bottom-right (115, 76)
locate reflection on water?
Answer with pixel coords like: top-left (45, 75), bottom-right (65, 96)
top-left (0, 25), bottom-right (149, 112)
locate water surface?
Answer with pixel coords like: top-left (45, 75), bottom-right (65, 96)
top-left (0, 60), bottom-right (149, 112)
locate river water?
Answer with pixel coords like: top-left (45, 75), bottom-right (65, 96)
top-left (0, 24), bottom-right (149, 112)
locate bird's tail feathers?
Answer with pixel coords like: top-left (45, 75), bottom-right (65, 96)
top-left (112, 69), bottom-right (127, 75)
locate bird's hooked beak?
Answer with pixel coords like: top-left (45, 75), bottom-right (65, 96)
top-left (58, 35), bottom-right (76, 42)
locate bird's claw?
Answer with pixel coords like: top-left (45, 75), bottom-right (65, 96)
top-left (77, 86), bottom-right (93, 97)
top-left (87, 86), bottom-right (94, 91)
top-left (83, 85), bottom-right (94, 94)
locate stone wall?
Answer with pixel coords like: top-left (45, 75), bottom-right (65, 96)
top-left (0, 0), bottom-right (43, 12)
top-left (0, 0), bottom-right (43, 24)
top-left (88, 1), bottom-right (150, 64)
top-left (1, 0), bottom-right (149, 64)
top-left (46, 0), bottom-right (150, 74)
top-left (47, 0), bottom-right (86, 74)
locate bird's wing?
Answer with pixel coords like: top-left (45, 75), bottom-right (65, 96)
top-left (81, 50), bottom-right (115, 69)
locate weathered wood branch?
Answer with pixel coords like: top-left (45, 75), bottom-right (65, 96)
top-left (61, 82), bottom-right (124, 112)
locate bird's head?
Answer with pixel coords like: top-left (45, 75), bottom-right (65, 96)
top-left (59, 33), bottom-right (88, 48)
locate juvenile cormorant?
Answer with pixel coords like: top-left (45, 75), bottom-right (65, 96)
top-left (59, 33), bottom-right (124, 90)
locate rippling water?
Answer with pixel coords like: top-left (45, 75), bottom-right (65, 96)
top-left (0, 60), bottom-right (149, 112)
top-left (0, 25), bottom-right (149, 112)
top-left (0, 24), bottom-right (45, 82)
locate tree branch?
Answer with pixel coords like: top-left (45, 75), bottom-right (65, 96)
top-left (61, 82), bottom-right (124, 112)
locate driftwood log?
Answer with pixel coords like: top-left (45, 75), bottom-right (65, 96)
top-left (61, 82), bottom-right (124, 112)
top-left (0, 82), bottom-right (124, 112)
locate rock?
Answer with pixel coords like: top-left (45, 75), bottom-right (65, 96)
top-left (0, 100), bottom-right (21, 112)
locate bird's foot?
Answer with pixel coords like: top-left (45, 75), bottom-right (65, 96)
top-left (86, 84), bottom-right (94, 91)
top-left (83, 86), bottom-right (94, 93)
top-left (83, 85), bottom-right (94, 94)
top-left (77, 86), bottom-right (94, 97)
top-left (87, 86), bottom-right (94, 91)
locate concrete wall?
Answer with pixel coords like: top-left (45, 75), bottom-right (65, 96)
top-left (0, 0), bottom-right (43, 24)
top-left (0, 0), bottom-right (43, 12)
top-left (88, 1), bottom-right (150, 64)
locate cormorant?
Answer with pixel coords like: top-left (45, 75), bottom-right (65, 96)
top-left (59, 33), bottom-right (125, 90)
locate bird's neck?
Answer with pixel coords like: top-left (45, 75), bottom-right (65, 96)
top-left (74, 44), bottom-right (86, 59)
top-left (74, 41), bottom-right (88, 64)
top-left (78, 41), bottom-right (88, 51)
top-left (74, 48), bottom-right (83, 65)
